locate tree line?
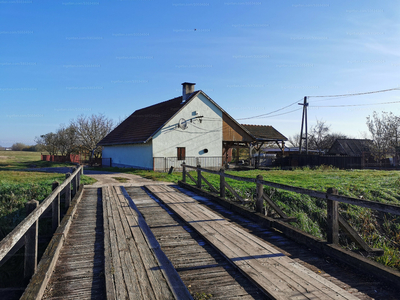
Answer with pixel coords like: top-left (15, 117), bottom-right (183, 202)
top-left (287, 111), bottom-right (400, 160)
top-left (35, 114), bottom-right (114, 159)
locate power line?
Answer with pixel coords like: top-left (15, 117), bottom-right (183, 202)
top-left (312, 100), bottom-right (400, 108)
top-left (255, 107), bottom-right (302, 118)
top-left (307, 87), bottom-right (400, 98)
top-left (237, 99), bottom-right (301, 120)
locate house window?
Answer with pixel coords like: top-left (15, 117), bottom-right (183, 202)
top-left (177, 147), bottom-right (186, 160)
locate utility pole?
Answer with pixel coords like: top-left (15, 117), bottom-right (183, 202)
top-left (298, 96), bottom-right (308, 154)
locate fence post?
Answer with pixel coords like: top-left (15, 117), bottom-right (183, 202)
top-left (256, 175), bottom-right (264, 213)
top-left (65, 173), bottom-right (71, 208)
top-left (196, 164), bottom-right (202, 188)
top-left (182, 163), bottom-right (186, 183)
top-left (24, 199), bottom-right (39, 280)
top-left (52, 181), bottom-right (60, 233)
top-left (220, 168), bottom-right (225, 198)
top-left (72, 168), bottom-right (77, 197)
top-left (77, 166), bottom-right (81, 186)
top-left (327, 188), bottom-right (339, 244)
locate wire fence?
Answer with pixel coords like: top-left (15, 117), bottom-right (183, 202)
top-left (153, 156), bottom-right (223, 172)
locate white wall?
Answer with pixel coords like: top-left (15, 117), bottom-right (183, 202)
top-left (102, 142), bottom-right (153, 169)
top-left (152, 93), bottom-right (223, 158)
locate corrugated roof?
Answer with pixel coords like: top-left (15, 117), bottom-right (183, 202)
top-left (98, 92), bottom-right (199, 146)
top-left (327, 139), bottom-right (372, 156)
top-left (241, 124), bottom-right (288, 141)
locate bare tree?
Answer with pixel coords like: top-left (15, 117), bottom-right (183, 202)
top-left (306, 120), bottom-right (347, 153)
top-left (287, 133), bottom-right (300, 147)
top-left (366, 111), bottom-right (399, 161)
top-left (56, 125), bottom-right (78, 157)
top-left (72, 114), bottom-right (114, 159)
top-left (35, 133), bottom-right (58, 155)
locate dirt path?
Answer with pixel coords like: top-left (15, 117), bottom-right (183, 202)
top-left (83, 169), bottom-right (172, 187)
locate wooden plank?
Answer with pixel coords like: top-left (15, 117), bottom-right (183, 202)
top-left (164, 193), bottom-right (335, 300)
top-left (104, 186), bottom-right (128, 300)
top-left (102, 187), bottom-right (116, 300)
top-left (120, 186), bottom-right (193, 300)
top-left (200, 174), bottom-right (219, 194)
top-left (113, 186), bottom-right (174, 300)
top-left (262, 194), bottom-right (289, 219)
top-left (224, 182), bottom-right (245, 203)
top-left (20, 184), bottom-right (85, 300)
top-left (186, 172), bottom-right (197, 185)
top-left (110, 186), bottom-right (152, 300)
top-left (147, 185), bottom-right (359, 300)
top-left (125, 186), bottom-right (265, 300)
top-left (152, 191), bottom-right (290, 300)
top-left (338, 215), bottom-right (383, 255)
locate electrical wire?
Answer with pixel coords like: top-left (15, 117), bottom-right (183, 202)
top-left (307, 87), bottom-right (400, 98)
top-left (253, 107), bottom-right (303, 118)
top-left (312, 99), bottom-right (400, 108)
top-left (237, 98), bottom-right (302, 120)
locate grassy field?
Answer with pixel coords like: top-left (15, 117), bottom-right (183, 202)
top-left (0, 151), bottom-right (96, 239)
top-left (94, 165), bottom-right (400, 271)
top-left (0, 151), bottom-right (97, 287)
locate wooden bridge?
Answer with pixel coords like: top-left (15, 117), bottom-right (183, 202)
top-left (1, 166), bottom-right (400, 299)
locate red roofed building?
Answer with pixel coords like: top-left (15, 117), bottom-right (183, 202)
top-left (98, 82), bottom-right (287, 171)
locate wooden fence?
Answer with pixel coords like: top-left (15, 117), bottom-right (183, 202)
top-left (0, 166), bottom-right (83, 285)
top-left (182, 163), bottom-right (400, 255)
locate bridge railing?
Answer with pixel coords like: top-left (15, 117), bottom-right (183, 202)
top-left (182, 163), bottom-right (400, 255)
top-left (0, 165), bottom-right (83, 281)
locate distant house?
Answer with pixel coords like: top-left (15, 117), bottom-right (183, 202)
top-left (98, 82), bottom-right (288, 171)
top-left (326, 139), bottom-right (373, 156)
top-left (98, 83), bottom-right (256, 170)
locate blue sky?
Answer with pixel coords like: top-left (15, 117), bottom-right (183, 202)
top-left (1, 0), bottom-right (399, 146)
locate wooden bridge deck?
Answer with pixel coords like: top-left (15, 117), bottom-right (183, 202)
top-left (38, 183), bottom-right (400, 300)
top-left (124, 186), bottom-right (266, 299)
top-left (146, 184), bottom-right (359, 300)
top-left (42, 187), bottom-right (105, 299)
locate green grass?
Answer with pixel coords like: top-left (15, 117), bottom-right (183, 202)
top-left (0, 150), bottom-right (75, 170)
top-left (92, 165), bottom-right (400, 271)
top-left (0, 151), bottom-right (96, 238)
top-left (112, 176), bottom-right (130, 183)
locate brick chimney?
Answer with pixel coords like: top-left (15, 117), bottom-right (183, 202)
top-left (181, 82), bottom-right (196, 104)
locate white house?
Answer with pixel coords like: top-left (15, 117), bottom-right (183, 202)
top-left (98, 82), bottom-right (286, 171)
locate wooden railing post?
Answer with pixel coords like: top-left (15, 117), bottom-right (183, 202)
top-left (327, 188), bottom-right (339, 244)
top-left (24, 199), bottom-right (39, 280)
top-left (65, 173), bottom-right (71, 208)
top-left (52, 181), bottom-right (60, 233)
top-left (72, 168), bottom-right (77, 197)
top-left (219, 168), bottom-right (225, 198)
top-left (256, 175), bottom-right (264, 213)
top-left (77, 167), bottom-right (81, 186)
top-left (196, 165), bottom-right (202, 188)
top-left (182, 163), bottom-right (186, 183)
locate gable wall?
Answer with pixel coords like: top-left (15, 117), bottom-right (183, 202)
top-left (223, 113), bottom-right (253, 142)
top-left (152, 93), bottom-right (223, 158)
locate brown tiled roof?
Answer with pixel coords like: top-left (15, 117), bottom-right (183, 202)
top-left (241, 124), bottom-right (287, 141)
top-left (98, 92), bottom-right (199, 146)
